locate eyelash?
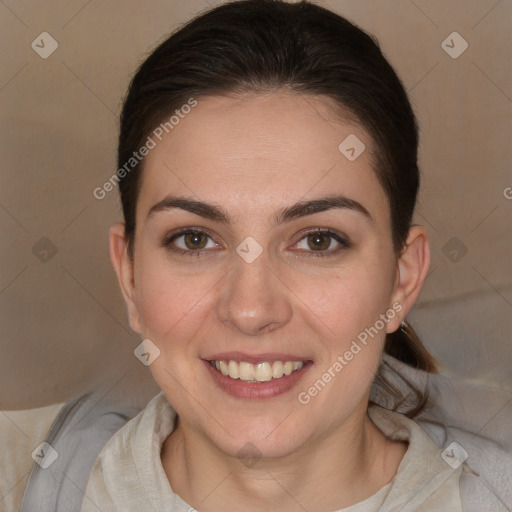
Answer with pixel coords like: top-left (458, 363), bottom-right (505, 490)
top-left (162, 227), bottom-right (351, 258)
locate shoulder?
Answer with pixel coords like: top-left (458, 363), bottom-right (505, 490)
top-left (373, 355), bottom-right (512, 509)
top-left (82, 392), bottom-right (175, 511)
top-left (18, 391), bottom-right (147, 512)
top-left (0, 402), bottom-right (66, 512)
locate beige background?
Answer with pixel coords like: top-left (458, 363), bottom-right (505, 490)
top-left (0, 0), bottom-right (510, 410)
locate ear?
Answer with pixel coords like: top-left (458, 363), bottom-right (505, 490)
top-left (387, 225), bottom-right (430, 333)
top-left (109, 222), bottom-right (141, 333)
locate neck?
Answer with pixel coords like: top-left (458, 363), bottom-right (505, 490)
top-left (161, 405), bottom-right (407, 512)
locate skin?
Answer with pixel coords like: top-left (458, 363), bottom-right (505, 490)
top-left (110, 90), bottom-right (430, 511)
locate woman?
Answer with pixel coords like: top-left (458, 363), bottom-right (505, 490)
top-left (12, 1), bottom-right (512, 511)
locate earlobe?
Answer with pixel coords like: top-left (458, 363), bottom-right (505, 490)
top-left (109, 222), bottom-right (141, 333)
top-left (387, 225), bottom-right (430, 333)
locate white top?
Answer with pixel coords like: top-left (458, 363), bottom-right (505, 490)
top-left (80, 391), bottom-right (463, 512)
top-left (4, 353), bottom-right (510, 511)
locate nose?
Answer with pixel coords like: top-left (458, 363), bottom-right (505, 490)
top-left (216, 249), bottom-right (293, 336)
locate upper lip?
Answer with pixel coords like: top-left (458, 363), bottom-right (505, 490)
top-left (204, 352), bottom-right (311, 364)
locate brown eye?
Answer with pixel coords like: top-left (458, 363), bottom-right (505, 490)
top-left (306, 232), bottom-right (331, 251)
top-left (294, 229), bottom-right (350, 257)
top-left (183, 231), bottom-right (208, 250)
top-left (164, 229), bottom-right (218, 255)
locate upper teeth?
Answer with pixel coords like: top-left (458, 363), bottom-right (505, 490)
top-left (212, 360), bottom-right (304, 382)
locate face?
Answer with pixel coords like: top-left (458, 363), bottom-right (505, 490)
top-left (114, 91), bottom-right (412, 460)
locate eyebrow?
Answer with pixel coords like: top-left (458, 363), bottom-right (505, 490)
top-left (147, 194), bottom-right (372, 225)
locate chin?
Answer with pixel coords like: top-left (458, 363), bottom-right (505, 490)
top-left (208, 419), bottom-right (312, 462)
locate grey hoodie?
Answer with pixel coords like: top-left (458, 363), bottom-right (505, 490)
top-left (19, 353), bottom-right (512, 511)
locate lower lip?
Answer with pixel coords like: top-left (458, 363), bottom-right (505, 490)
top-left (202, 360), bottom-right (313, 400)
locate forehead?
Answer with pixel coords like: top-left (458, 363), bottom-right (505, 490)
top-left (137, 91), bottom-right (389, 226)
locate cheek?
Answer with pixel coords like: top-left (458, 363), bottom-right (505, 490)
top-left (294, 273), bottom-right (392, 421)
top-left (293, 257), bottom-right (395, 407)
top-left (133, 256), bottom-right (216, 342)
top-left (297, 258), bottom-right (395, 346)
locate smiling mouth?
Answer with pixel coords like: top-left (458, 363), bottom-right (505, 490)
top-left (209, 359), bottom-right (307, 382)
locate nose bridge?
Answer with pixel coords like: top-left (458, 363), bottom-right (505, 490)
top-left (217, 240), bottom-right (292, 336)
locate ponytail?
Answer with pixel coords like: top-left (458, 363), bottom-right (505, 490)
top-left (369, 320), bottom-right (439, 418)
top-left (384, 321), bottom-right (438, 373)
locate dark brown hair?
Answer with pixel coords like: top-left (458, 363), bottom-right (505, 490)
top-left (116, 0), bottom-right (438, 413)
